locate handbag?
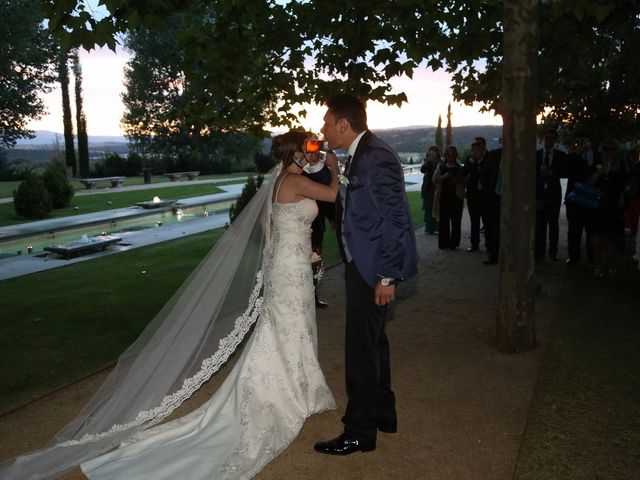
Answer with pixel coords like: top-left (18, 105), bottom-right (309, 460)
top-left (567, 182), bottom-right (604, 209)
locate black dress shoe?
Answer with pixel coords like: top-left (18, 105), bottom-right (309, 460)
top-left (566, 258), bottom-right (578, 266)
top-left (315, 297), bottom-right (329, 308)
top-left (466, 246), bottom-right (479, 252)
top-left (377, 419), bottom-right (397, 433)
top-left (549, 255), bottom-right (559, 261)
top-left (313, 433), bottom-right (375, 455)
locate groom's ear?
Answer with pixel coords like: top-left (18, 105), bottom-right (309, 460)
top-left (337, 118), bottom-right (350, 135)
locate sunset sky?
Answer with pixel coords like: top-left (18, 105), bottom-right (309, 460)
top-left (28, 45), bottom-right (503, 138)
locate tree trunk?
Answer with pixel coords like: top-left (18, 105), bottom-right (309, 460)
top-left (72, 51), bottom-right (90, 178)
top-left (495, 0), bottom-right (538, 352)
top-left (58, 50), bottom-right (76, 177)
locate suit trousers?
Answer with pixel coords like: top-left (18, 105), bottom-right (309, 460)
top-left (342, 261), bottom-right (396, 443)
top-left (535, 201), bottom-right (561, 259)
top-left (438, 196), bottom-right (463, 249)
top-left (566, 202), bottom-right (590, 262)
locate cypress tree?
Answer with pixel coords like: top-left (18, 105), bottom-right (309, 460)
top-left (435, 114), bottom-right (444, 151)
top-left (446, 103), bottom-right (453, 147)
top-left (57, 49), bottom-right (76, 177)
top-left (72, 50), bottom-right (90, 177)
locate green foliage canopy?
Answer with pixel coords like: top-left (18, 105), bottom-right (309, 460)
top-left (122, 15), bottom-right (264, 173)
top-left (42, 0), bottom-right (640, 143)
top-left (0, 0), bottom-right (57, 149)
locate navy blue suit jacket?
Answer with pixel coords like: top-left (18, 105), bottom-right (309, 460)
top-left (536, 148), bottom-right (567, 206)
top-left (336, 131), bottom-right (419, 287)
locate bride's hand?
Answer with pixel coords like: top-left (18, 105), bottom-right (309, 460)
top-left (324, 152), bottom-right (339, 171)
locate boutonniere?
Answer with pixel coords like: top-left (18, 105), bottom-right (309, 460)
top-left (348, 176), bottom-right (362, 189)
top-left (339, 174), bottom-right (363, 189)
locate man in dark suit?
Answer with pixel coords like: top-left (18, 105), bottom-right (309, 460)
top-left (303, 154), bottom-right (335, 307)
top-left (535, 130), bottom-right (567, 262)
top-left (461, 138), bottom-right (484, 252)
top-left (461, 137), bottom-right (501, 263)
top-left (564, 138), bottom-right (593, 265)
top-left (314, 93), bottom-right (419, 456)
top-left (482, 145), bottom-right (502, 264)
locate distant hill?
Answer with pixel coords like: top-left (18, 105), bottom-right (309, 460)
top-left (13, 131), bottom-right (126, 146)
top-left (7, 131), bottom-right (129, 164)
top-left (6, 126), bottom-right (504, 164)
top-left (373, 125), bottom-right (502, 158)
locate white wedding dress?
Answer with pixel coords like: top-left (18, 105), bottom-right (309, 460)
top-left (81, 198), bottom-right (336, 480)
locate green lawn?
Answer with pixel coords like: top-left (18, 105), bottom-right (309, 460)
top-left (0, 190), bottom-right (421, 413)
top-left (514, 263), bottom-right (640, 479)
top-left (0, 231), bottom-right (221, 413)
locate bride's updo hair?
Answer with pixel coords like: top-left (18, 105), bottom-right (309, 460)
top-left (271, 130), bottom-right (308, 167)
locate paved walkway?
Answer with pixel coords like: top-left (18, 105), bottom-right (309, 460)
top-left (0, 190), bottom-right (562, 479)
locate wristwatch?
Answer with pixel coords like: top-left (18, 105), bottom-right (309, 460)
top-left (379, 277), bottom-right (395, 287)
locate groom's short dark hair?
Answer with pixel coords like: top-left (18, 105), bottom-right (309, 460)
top-left (326, 93), bottom-right (368, 133)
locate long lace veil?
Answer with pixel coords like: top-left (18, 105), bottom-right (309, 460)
top-left (0, 164), bottom-right (282, 480)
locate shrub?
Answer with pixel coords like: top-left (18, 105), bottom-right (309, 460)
top-left (92, 152), bottom-right (145, 177)
top-left (126, 152), bottom-right (145, 176)
top-left (13, 174), bottom-right (52, 219)
top-left (0, 155), bottom-right (35, 181)
top-left (43, 162), bottom-right (74, 208)
top-left (229, 174), bottom-right (264, 224)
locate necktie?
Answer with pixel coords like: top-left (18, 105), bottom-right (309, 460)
top-left (543, 151), bottom-right (550, 190)
top-left (344, 155), bottom-right (352, 175)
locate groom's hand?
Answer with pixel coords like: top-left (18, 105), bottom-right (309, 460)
top-left (374, 283), bottom-right (395, 306)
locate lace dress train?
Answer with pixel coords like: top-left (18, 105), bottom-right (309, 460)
top-left (81, 198), bottom-right (336, 479)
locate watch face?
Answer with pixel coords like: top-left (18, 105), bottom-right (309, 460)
top-left (381, 278), bottom-right (390, 286)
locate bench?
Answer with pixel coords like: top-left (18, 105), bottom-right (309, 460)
top-left (44, 235), bottom-right (122, 260)
top-left (79, 177), bottom-right (126, 189)
top-left (165, 171), bottom-right (200, 181)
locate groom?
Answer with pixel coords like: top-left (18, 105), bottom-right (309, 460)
top-left (314, 93), bottom-right (419, 455)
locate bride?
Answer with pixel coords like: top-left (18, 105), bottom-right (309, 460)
top-left (0, 131), bottom-right (340, 479)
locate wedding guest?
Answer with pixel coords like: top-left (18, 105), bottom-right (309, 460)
top-left (587, 140), bottom-right (626, 276)
top-left (433, 145), bottom-right (465, 249)
top-left (421, 145), bottom-right (441, 234)
top-left (535, 130), bottom-right (567, 262)
top-left (481, 145), bottom-right (502, 264)
top-left (564, 138), bottom-right (593, 265)
top-left (303, 148), bottom-right (336, 308)
top-left (461, 137), bottom-right (485, 252)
